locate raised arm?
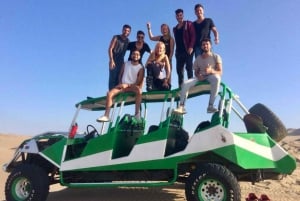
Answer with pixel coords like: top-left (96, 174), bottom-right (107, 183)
top-left (147, 22), bottom-right (160, 41)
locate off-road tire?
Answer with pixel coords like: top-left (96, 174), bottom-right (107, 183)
top-left (5, 164), bottom-right (49, 201)
top-left (185, 163), bottom-right (241, 201)
top-left (249, 103), bottom-right (287, 142)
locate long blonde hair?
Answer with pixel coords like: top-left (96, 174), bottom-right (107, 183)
top-left (146, 42), bottom-right (167, 64)
top-left (161, 24), bottom-right (171, 39)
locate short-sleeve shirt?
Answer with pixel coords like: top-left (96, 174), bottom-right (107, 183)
top-left (193, 53), bottom-right (222, 75)
top-left (193, 18), bottom-right (215, 48)
top-left (127, 41), bottom-right (151, 63)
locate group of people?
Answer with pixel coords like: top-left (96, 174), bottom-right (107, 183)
top-left (97, 4), bottom-right (222, 122)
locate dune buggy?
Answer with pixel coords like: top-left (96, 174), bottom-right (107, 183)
top-left (3, 81), bottom-right (296, 201)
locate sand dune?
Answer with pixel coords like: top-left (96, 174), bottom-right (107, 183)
top-left (1, 132), bottom-right (299, 201)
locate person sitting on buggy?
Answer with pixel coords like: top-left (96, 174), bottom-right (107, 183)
top-left (97, 50), bottom-right (145, 122)
top-left (145, 42), bottom-right (171, 91)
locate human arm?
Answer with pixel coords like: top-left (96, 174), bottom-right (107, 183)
top-left (163, 56), bottom-right (171, 86)
top-left (108, 36), bottom-right (117, 69)
top-left (169, 37), bottom-right (175, 60)
top-left (146, 22), bottom-right (160, 41)
top-left (118, 63), bottom-right (125, 84)
top-left (194, 68), bottom-right (206, 81)
top-left (205, 54), bottom-right (222, 76)
top-left (135, 67), bottom-right (145, 89)
top-left (209, 62), bottom-right (222, 75)
top-left (145, 52), bottom-right (156, 66)
top-left (212, 26), bottom-right (219, 44)
top-left (187, 21), bottom-right (196, 55)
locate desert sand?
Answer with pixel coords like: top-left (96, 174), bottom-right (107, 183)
top-left (0, 130), bottom-right (299, 201)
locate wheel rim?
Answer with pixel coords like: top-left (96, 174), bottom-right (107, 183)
top-left (12, 177), bottom-right (31, 200)
top-left (198, 178), bottom-right (226, 201)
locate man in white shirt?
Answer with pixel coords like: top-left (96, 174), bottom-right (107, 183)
top-left (97, 50), bottom-right (144, 122)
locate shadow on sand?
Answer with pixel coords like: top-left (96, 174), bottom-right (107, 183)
top-left (47, 183), bottom-right (186, 201)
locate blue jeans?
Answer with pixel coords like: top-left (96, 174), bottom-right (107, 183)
top-left (109, 67), bottom-right (121, 90)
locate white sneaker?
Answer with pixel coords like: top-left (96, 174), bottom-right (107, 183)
top-left (207, 105), bottom-right (218, 113)
top-left (173, 106), bottom-right (187, 114)
top-left (96, 115), bottom-right (110, 122)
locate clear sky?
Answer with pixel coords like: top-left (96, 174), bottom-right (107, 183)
top-left (1, 0), bottom-right (300, 135)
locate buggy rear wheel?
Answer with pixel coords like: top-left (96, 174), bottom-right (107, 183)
top-left (185, 163), bottom-right (241, 201)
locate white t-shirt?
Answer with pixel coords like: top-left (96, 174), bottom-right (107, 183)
top-left (121, 61), bottom-right (143, 84)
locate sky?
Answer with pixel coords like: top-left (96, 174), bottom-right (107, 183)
top-left (1, 0), bottom-right (300, 136)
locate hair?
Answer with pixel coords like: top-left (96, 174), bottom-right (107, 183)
top-left (137, 30), bottom-right (145, 36)
top-left (201, 38), bottom-right (211, 44)
top-left (131, 49), bottom-right (140, 54)
top-left (160, 24), bottom-right (171, 38)
top-left (123, 24), bottom-right (131, 30)
top-left (175, 9), bottom-right (183, 15)
top-left (194, 4), bottom-right (204, 10)
top-left (154, 41), bottom-right (166, 56)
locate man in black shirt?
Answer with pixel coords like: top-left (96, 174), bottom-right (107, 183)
top-left (193, 4), bottom-right (219, 58)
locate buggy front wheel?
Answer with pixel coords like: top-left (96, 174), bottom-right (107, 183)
top-left (5, 164), bottom-right (49, 201)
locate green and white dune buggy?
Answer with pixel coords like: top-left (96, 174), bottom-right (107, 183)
top-left (3, 81), bottom-right (296, 201)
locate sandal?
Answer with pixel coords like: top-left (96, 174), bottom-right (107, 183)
top-left (260, 194), bottom-right (271, 201)
top-left (246, 193), bottom-right (260, 201)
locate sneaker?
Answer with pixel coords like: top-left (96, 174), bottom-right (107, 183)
top-left (207, 105), bottom-right (218, 113)
top-left (173, 106), bottom-right (187, 114)
top-left (96, 115), bottom-right (110, 122)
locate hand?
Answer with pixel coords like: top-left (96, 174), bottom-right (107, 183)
top-left (187, 47), bottom-right (193, 55)
top-left (118, 83), bottom-right (130, 90)
top-left (163, 79), bottom-right (169, 87)
top-left (109, 60), bottom-right (115, 70)
top-left (214, 38), bottom-right (219, 44)
top-left (204, 64), bottom-right (212, 75)
top-left (147, 22), bottom-right (151, 30)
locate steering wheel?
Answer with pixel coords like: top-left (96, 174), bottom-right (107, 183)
top-left (85, 125), bottom-right (100, 140)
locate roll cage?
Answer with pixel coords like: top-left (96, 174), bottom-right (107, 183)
top-left (73, 81), bottom-right (249, 136)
